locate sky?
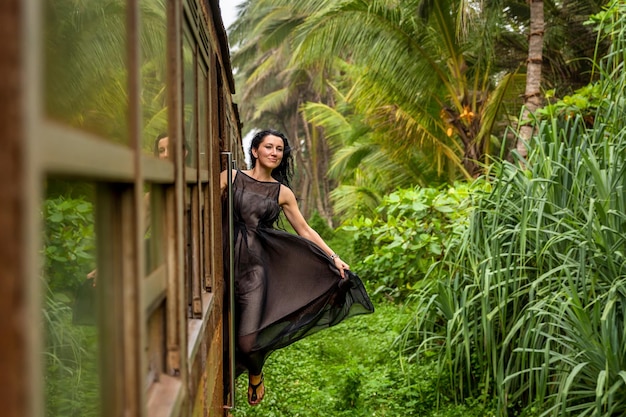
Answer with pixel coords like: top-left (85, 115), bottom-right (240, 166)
top-left (220, 0), bottom-right (252, 164)
top-left (219, 0), bottom-right (244, 29)
top-left (219, 0), bottom-right (253, 161)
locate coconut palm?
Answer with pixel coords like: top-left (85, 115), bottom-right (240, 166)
top-left (45, 0), bottom-right (168, 148)
top-left (402, 4), bottom-right (626, 415)
top-left (301, 62), bottom-right (449, 217)
top-left (229, 0), bottom-right (339, 221)
top-left (492, 0), bottom-right (610, 157)
top-left (287, 0), bottom-right (523, 179)
top-left (229, 0), bottom-right (610, 214)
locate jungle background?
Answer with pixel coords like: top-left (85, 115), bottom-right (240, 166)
top-left (43, 0), bottom-right (626, 416)
top-left (227, 0), bottom-right (626, 415)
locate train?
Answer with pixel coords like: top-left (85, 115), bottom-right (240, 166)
top-left (1, 0), bottom-right (242, 415)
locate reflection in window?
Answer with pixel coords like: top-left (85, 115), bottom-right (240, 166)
top-left (144, 184), bottom-right (165, 274)
top-left (43, 180), bottom-right (100, 417)
top-left (141, 0), bottom-right (168, 156)
top-left (44, 0), bottom-right (128, 144)
top-left (198, 64), bottom-right (208, 170)
top-left (153, 133), bottom-right (172, 161)
top-left (183, 32), bottom-right (197, 168)
top-left (146, 301), bottom-right (166, 387)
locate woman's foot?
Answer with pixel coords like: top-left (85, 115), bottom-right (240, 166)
top-left (247, 373), bottom-right (265, 406)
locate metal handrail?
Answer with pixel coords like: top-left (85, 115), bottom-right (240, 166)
top-left (222, 152), bottom-right (236, 410)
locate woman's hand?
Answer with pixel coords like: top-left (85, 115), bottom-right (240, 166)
top-left (333, 256), bottom-right (350, 279)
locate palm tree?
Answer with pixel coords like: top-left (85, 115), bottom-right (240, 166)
top-left (45, 0), bottom-right (169, 148)
top-left (492, 0), bottom-right (610, 158)
top-left (229, 0), bottom-right (337, 222)
top-left (517, 0), bottom-right (545, 158)
top-left (291, 0), bottom-right (521, 178)
top-left (301, 61), bottom-right (449, 217)
top-left (229, 0), bottom-right (610, 216)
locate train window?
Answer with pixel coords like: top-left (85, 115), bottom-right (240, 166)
top-left (187, 184), bottom-right (203, 318)
top-left (140, 0), bottom-right (168, 155)
top-left (44, 0), bottom-right (129, 145)
top-left (43, 180), bottom-right (101, 417)
top-left (146, 300), bottom-right (166, 388)
top-left (9, 0), bottom-right (242, 416)
top-left (201, 184), bottom-right (213, 292)
top-left (144, 184), bottom-right (166, 276)
top-left (183, 30), bottom-right (197, 169)
top-left (199, 64), bottom-right (209, 170)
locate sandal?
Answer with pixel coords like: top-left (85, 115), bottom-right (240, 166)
top-left (247, 373), bottom-right (265, 406)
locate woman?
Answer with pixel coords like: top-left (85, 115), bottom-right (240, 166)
top-left (153, 133), bottom-right (190, 162)
top-left (220, 129), bottom-right (374, 406)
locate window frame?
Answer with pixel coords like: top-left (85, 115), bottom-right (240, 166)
top-left (19, 0), bottom-right (241, 416)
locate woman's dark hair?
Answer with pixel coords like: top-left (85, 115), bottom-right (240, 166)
top-left (249, 129), bottom-right (294, 187)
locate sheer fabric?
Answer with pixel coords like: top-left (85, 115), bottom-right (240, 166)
top-left (224, 170), bottom-right (374, 375)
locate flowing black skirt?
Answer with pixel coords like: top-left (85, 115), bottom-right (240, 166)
top-left (228, 226), bottom-right (374, 376)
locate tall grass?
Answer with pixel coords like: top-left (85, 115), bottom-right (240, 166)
top-left (402, 2), bottom-right (626, 416)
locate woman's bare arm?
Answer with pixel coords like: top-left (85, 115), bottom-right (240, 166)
top-left (279, 185), bottom-right (349, 277)
top-left (219, 169), bottom-right (237, 194)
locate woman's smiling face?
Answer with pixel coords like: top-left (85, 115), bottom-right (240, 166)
top-left (253, 134), bottom-right (284, 170)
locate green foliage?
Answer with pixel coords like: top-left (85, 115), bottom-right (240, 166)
top-left (401, 3), bottom-right (626, 415)
top-left (44, 291), bottom-right (100, 417)
top-left (307, 211), bottom-right (335, 241)
top-left (231, 301), bottom-right (495, 417)
top-left (43, 195), bottom-right (96, 294)
top-left (342, 183), bottom-right (480, 300)
top-left (42, 195), bottom-right (99, 416)
top-left (537, 83), bottom-right (604, 127)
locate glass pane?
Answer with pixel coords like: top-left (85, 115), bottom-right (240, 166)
top-left (144, 183), bottom-right (164, 274)
top-left (43, 180), bottom-right (100, 417)
top-left (184, 186), bottom-right (193, 317)
top-left (146, 302), bottom-right (165, 387)
top-left (183, 32), bottom-right (197, 168)
top-left (141, 0), bottom-right (168, 158)
top-left (186, 184), bottom-right (202, 317)
top-left (44, 0), bottom-right (128, 145)
top-left (198, 64), bottom-right (208, 170)
top-left (202, 183), bottom-right (212, 292)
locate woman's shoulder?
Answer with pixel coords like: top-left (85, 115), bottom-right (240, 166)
top-left (220, 168), bottom-right (239, 178)
top-left (219, 169), bottom-right (238, 192)
top-left (278, 183), bottom-right (296, 205)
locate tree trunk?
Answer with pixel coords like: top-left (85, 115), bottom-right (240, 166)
top-left (517, 0), bottom-right (545, 159)
top-left (300, 115), bottom-right (333, 225)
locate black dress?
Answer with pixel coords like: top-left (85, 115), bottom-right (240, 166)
top-left (224, 170), bottom-right (374, 375)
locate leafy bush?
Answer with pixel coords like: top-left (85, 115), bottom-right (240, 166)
top-left (538, 83), bottom-right (604, 128)
top-left (43, 195), bottom-right (96, 294)
top-left (342, 183), bottom-right (479, 299)
top-left (44, 289), bottom-right (99, 417)
top-left (42, 194), bottom-right (99, 416)
top-left (402, 3), bottom-right (626, 416)
top-left (230, 301), bottom-right (495, 417)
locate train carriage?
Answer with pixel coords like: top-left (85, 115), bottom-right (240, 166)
top-left (1, 0), bottom-right (241, 415)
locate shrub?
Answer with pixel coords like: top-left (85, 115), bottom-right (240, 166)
top-left (43, 195), bottom-right (96, 294)
top-left (42, 194), bottom-right (99, 416)
top-left (342, 183), bottom-right (479, 300)
top-left (402, 3), bottom-right (626, 415)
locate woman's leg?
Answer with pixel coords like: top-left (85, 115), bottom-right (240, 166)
top-left (247, 371), bottom-right (265, 405)
top-left (238, 332), bottom-right (266, 405)
top-left (236, 266), bottom-right (266, 404)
